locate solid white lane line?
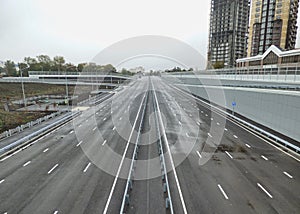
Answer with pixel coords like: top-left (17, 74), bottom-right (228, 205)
top-left (69, 130), bottom-right (74, 134)
top-left (76, 141), bottom-right (83, 147)
top-left (0, 155), bottom-right (12, 162)
top-left (208, 133), bottom-right (212, 138)
top-left (233, 135), bottom-right (238, 139)
top-left (0, 179), bottom-right (5, 184)
top-left (217, 184), bottom-right (229, 200)
top-left (102, 140), bottom-right (107, 146)
top-left (12, 149), bottom-right (22, 155)
top-left (257, 183), bottom-right (273, 198)
top-left (23, 161), bottom-right (31, 167)
top-left (152, 82), bottom-right (187, 214)
top-left (48, 164), bottom-right (59, 174)
top-left (261, 155), bottom-right (268, 161)
top-left (196, 151), bottom-right (202, 158)
top-left (283, 171), bottom-right (293, 179)
top-left (112, 126), bottom-right (116, 131)
top-left (83, 162), bottom-right (91, 173)
top-left (245, 144), bottom-right (251, 148)
top-left (225, 151), bottom-right (233, 159)
top-left (93, 127), bottom-right (97, 131)
top-left (103, 88), bottom-right (147, 214)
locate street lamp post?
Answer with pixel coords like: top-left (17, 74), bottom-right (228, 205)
top-left (19, 65), bottom-right (30, 107)
top-left (65, 65), bottom-right (77, 111)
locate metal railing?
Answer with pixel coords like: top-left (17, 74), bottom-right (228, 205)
top-left (0, 111), bottom-right (63, 141)
top-left (119, 90), bottom-right (148, 213)
top-left (0, 111), bottom-right (80, 154)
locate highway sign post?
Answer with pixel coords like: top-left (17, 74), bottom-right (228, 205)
top-left (232, 101), bottom-right (236, 115)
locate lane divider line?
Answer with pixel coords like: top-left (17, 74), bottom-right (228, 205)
top-left (83, 162), bottom-right (91, 173)
top-left (152, 79), bottom-right (188, 214)
top-left (218, 184), bottom-right (229, 200)
top-left (283, 171), bottom-right (293, 179)
top-left (47, 164), bottom-right (59, 174)
top-left (23, 161), bottom-right (31, 167)
top-left (76, 141), bottom-right (83, 147)
top-left (257, 183), bottom-right (273, 198)
top-left (103, 89), bottom-right (147, 214)
top-left (225, 151), bottom-right (233, 159)
top-left (196, 151), bottom-right (202, 158)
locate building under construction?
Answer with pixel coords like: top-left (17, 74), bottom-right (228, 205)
top-left (207, 0), bottom-right (250, 68)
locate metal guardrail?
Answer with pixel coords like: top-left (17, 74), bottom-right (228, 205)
top-left (0, 111), bottom-right (64, 140)
top-left (0, 111), bottom-right (80, 155)
top-left (172, 84), bottom-right (300, 154)
top-left (119, 90), bottom-right (148, 214)
top-left (152, 90), bottom-right (174, 213)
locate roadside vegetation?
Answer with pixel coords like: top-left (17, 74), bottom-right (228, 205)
top-left (0, 83), bottom-right (75, 133)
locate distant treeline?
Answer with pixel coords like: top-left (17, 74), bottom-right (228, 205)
top-left (0, 55), bottom-right (117, 77)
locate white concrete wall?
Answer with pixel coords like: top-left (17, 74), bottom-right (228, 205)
top-left (164, 76), bottom-right (300, 142)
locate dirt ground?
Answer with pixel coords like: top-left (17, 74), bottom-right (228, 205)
top-left (0, 83), bottom-right (75, 133)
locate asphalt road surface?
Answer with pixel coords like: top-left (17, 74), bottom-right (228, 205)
top-left (0, 76), bottom-right (299, 214)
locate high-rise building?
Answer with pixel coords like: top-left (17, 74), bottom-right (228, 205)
top-left (207, 0), bottom-right (250, 68)
top-left (248, 0), bottom-right (299, 57)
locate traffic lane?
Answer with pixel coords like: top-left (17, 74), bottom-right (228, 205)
top-left (0, 112), bottom-right (69, 149)
top-left (0, 120), bottom-right (78, 179)
top-left (151, 78), bottom-right (188, 214)
top-left (104, 83), bottom-right (149, 213)
top-left (160, 80), bottom-right (300, 212)
top-left (166, 81), bottom-right (300, 180)
top-left (157, 88), bottom-right (264, 213)
top-left (0, 83), bottom-right (143, 213)
top-left (0, 104), bottom-right (138, 214)
top-left (127, 90), bottom-right (166, 214)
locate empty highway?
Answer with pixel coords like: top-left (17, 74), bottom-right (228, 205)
top-left (0, 76), bottom-right (299, 214)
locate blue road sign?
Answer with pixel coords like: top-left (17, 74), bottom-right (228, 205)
top-left (232, 101), bottom-right (236, 107)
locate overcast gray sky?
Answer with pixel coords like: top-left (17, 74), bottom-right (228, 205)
top-left (0, 0), bottom-right (300, 66)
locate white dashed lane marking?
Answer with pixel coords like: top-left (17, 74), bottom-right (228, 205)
top-left (283, 171), bottom-right (293, 179)
top-left (83, 162), bottom-right (91, 173)
top-left (48, 164), bottom-right (59, 174)
top-left (257, 183), bottom-right (273, 198)
top-left (23, 161), bottom-right (31, 167)
top-left (217, 184), bottom-right (229, 200)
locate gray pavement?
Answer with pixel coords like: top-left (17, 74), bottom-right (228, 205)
top-left (0, 76), bottom-right (299, 214)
